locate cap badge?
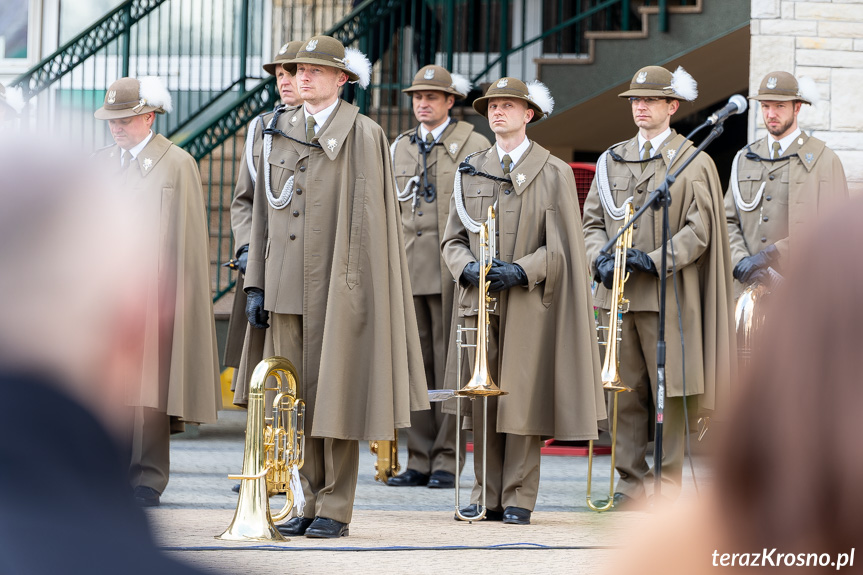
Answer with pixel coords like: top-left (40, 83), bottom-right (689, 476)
top-left (636, 71), bottom-right (648, 84)
top-left (667, 149), bottom-right (676, 161)
top-left (515, 173), bottom-right (526, 186)
top-left (449, 142), bottom-right (458, 155)
top-left (326, 138), bottom-right (338, 152)
top-left (766, 77), bottom-right (778, 90)
top-left (279, 43), bottom-right (289, 55)
top-left (106, 90), bottom-right (116, 104)
top-left (805, 153), bottom-right (814, 164)
top-left (496, 78), bottom-right (508, 88)
top-left (306, 39), bottom-right (318, 51)
top-left (142, 158), bottom-right (153, 171)
top-left (424, 68), bottom-right (435, 80)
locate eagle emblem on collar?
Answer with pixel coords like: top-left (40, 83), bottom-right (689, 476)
top-left (106, 90), bottom-right (116, 104)
top-left (516, 173), bottom-right (526, 185)
top-left (766, 76), bottom-right (778, 89)
top-left (805, 152), bottom-right (814, 164)
top-left (496, 78), bottom-right (508, 88)
top-left (424, 68), bottom-right (435, 80)
top-left (306, 39), bottom-right (318, 51)
top-left (290, 115), bottom-right (297, 123)
top-left (142, 158), bottom-right (153, 171)
top-left (449, 142), bottom-right (458, 155)
top-left (636, 72), bottom-right (647, 84)
top-left (326, 138), bottom-right (338, 152)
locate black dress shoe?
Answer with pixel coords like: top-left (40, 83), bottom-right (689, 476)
top-left (502, 506), bottom-right (531, 525)
top-left (277, 516), bottom-right (314, 536)
top-left (231, 483), bottom-right (240, 493)
top-left (427, 470), bottom-right (455, 489)
top-left (304, 517), bottom-right (349, 538)
top-left (591, 492), bottom-right (639, 511)
top-left (454, 504), bottom-right (503, 521)
top-left (386, 469), bottom-right (429, 487)
top-left (133, 486), bottom-right (161, 508)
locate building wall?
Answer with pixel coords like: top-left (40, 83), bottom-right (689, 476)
top-left (750, 0), bottom-right (863, 195)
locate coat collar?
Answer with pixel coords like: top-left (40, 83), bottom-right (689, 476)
top-left (315, 100), bottom-right (360, 161)
top-left (442, 121), bottom-right (478, 162)
top-left (133, 134), bottom-right (173, 178)
top-left (508, 141), bottom-right (549, 194)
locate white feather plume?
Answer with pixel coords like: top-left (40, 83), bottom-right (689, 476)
top-left (450, 73), bottom-right (472, 97)
top-left (526, 80), bottom-right (554, 116)
top-left (137, 76), bottom-right (173, 113)
top-left (796, 76), bottom-right (820, 105)
top-left (4, 86), bottom-right (25, 113)
top-left (670, 66), bottom-right (698, 101)
top-left (342, 47), bottom-right (371, 89)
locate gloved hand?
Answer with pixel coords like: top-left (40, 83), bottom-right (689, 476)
top-left (245, 287), bottom-right (270, 329)
top-left (460, 261), bottom-right (481, 288)
top-left (486, 258), bottom-right (528, 292)
top-left (593, 252), bottom-right (615, 289)
top-left (625, 248), bottom-right (658, 276)
top-left (733, 244), bottom-right (779, 284)
top-left (236, 244), bottom-right (249, 275)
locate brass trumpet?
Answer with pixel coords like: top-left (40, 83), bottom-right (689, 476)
top-left (454, 205), bottom-right (508, 522)
top-left (217, 356), bottom-right (305, 541)
top-left (735, 266), bottom-right (782, 370)
top-left (369, 431), bottom-right (400, 483)
top-left (587, 201), bottom-right (634, 512)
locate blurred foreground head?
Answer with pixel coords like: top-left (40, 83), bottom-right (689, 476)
top-left (718, 199), bottom-right (863, 554)
top-left (0, 134), bottom-right (150, 436)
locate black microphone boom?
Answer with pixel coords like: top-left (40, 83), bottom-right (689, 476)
top-left (707, 94), bottom-right (748, 125)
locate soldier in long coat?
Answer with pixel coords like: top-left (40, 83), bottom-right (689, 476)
top-left (243, 36), bottom-right (428, 539)
top-left (725, 71), bottom-right (848, 289)
top-left (582, 66), bottom-right (736, 508)
top-left (93, 76), bottom-right (221, 507)
top-left (386, 65), bottom-right (490, 489)
top-left (441, 77), bottom-right (605, 525)
top-left (228, 40), bottom-right (303, 407)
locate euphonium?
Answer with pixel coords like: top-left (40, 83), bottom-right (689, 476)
top-left (587, 201), bottom-right (634, 512)
top-left (454, 205), bottom-right (508, 522)
top-left (369, 430), bottom-right (400, 483)
top-left (217, 356), bottom-right (305, 541)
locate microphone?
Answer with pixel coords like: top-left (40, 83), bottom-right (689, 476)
top-left (707, 94), bottom-right (748, 125)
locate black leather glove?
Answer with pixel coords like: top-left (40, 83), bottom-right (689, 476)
top-left (486, 258), bottom-right (528, 292)
top-left (245, 287), bottom-right (270, 329)
top-left (733, 244), bottom-right (779, 284)
top-left (460, 261), bottom-right (481, 288)
top-left (625, 248), bottom-right (658, 276)
top-left (593, 252), bottom-right (615, 289)
top-left (236, 244), bottom-right (249, 275)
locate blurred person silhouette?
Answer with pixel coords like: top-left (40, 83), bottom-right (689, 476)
top-left (612, 199), bottom-right (863, 573)
top-left (0, 135), bottom-right (207, 574)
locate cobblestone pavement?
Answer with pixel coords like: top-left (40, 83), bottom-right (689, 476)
top-left (149, 410), bottom-right (714, 574)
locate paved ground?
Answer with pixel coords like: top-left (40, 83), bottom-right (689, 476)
top-left (149, 409), bottom-right (715, 574)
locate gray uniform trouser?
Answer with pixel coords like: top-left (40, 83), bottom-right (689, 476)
top-left (599, 309), bottom-right (697, 500)
top-left (271, 313), bottom-right (359, 524)
top-left (464, 314), bottom-right (542, 512)
top-left (406, 294), bottom-right (466, 475)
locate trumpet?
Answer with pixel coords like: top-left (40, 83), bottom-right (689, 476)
top-left (587, 201), bottom-right (634, 512)
top-left (217, 357), bottom-right (305, 541)
top-left (735, 266), bottom-right (783, 370)
top-left (454, 205), bottom-right (508, 522)
top-left (369, 431), bottom-right (400, 483)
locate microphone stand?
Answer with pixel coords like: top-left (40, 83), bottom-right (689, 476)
top-left (600, 118), bottom-right (728, 503)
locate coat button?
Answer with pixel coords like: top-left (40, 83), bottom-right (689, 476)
top-left (417, 230), bottom-right (422, 236)
top-left (296, 188), bottom-right (302, 195)
top-left (637, 189), bottom-right (643, 194)
top-left (280, 159), bottom-right (285, 164)
top-left (763, 216), bottom-right (769, 222)
top-left (417, 210), bottom-right (423, 216)
top-left (299, 165), bottom-right (306, 172)
top-left (769, 175), bottom-right (775, 181)
top-left (504, 188), bottom-right (512, 195)
top-left (293, 210), bottom-right (299, 217)
top-left (761, 237), bottom-right (767, 243)
top-left (765, 195), bottom-right (772, 201)
top-left (633, 223), bottom-right (639, 229)
top-left (290, 234), bottom-right (296, 240)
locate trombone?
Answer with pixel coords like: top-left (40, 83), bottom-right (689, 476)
top-left (454, 205), bottom-right (508, 522)
top-left (587, 201), bottom-right (634, 512)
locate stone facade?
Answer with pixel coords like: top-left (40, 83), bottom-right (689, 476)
top-left (749, 0), bottom-right (863, 195)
